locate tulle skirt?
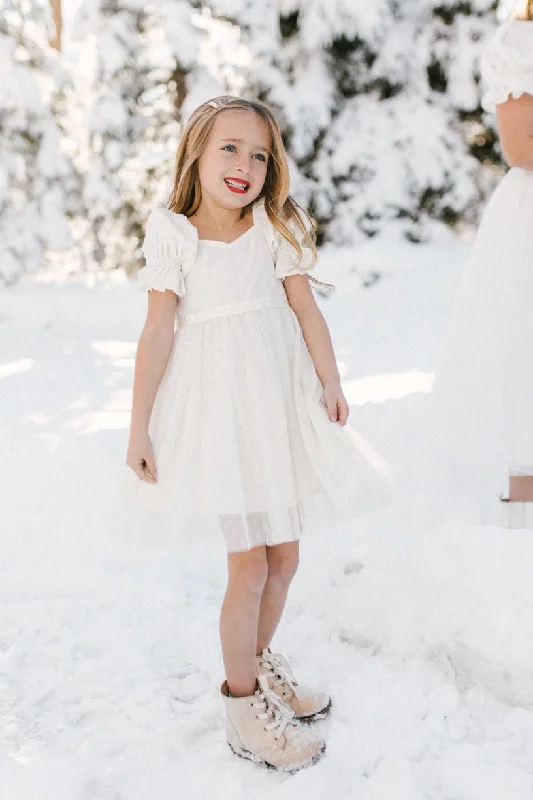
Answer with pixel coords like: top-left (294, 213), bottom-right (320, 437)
top-left (428, 167), bottom-right (533, 521)
top-left (127, 305), bottom-right (387, 552)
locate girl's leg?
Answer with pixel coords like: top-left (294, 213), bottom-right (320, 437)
top-left (220, 545), bottom-right (268, 697)
top-left (253, 541), bottom-right (331, 724)
top-left (509, 476), bottom-right (533, 501)
top-left (256, 541), bottom-right (299, 655)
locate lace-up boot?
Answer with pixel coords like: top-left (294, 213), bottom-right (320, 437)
top-left (221, 674), bottom-right (325, 771)
top-left (255, 648), bottom-right (331, 722)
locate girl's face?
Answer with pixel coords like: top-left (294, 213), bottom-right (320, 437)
top-left (196, 109), bottom-right (271, 211)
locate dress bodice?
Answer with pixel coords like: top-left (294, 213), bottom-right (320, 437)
top-left (137, 198), bottom-right (316, 325)
top-left (176, 224), bottom-right (289, 326)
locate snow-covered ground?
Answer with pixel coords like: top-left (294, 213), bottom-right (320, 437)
top-left (3, 231), bottom-right (533, 799)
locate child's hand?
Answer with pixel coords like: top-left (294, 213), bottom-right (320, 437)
top-left (127, 433), bottom-right (158, 483)
top-left (322, 379), bottom-right (350, 426)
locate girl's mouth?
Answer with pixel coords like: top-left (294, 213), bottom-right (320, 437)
top-left (224, 178), bottom-right (250, 194)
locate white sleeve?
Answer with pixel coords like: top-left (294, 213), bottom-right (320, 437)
top-left (481, 22), bottom-right (533, 113)
top-left (275, 215), bottom-right (316, 280)
top-left (137, 208), bottom-right (187, 296)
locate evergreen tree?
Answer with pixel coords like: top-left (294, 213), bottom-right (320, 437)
top-left (218, 0), bottom-right (502, 244)
top-left (71, 0), bottom-right (224, 273)
top-left (0, 0), bottom-right (78, 285)
top-left (1, 0), bottom-right (513, 283)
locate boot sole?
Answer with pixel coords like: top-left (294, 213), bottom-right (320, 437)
top-left (296, 698), bottom-right (332, 724)
top-left (228, 741), bottom-right (326, 773)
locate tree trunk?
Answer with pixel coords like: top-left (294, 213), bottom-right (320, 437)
top-left (49, 0), bottom-right (62, 52)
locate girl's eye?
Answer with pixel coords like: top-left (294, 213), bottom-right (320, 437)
top-left (221, 144), bottom-right (266, 162)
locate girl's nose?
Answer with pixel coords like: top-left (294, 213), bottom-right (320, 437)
top-left (234, 155), bottom-right (252, 174)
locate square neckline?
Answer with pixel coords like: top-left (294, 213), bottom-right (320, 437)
top-left (184, 203), bottom-right (258, 246)
top-left (197, 224), bottom-right (256, 247)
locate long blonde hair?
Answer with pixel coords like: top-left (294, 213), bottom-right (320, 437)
top-left (167, 95), bottom-right (317, 271)
top-left (513, 0), bottom-right (533, 19)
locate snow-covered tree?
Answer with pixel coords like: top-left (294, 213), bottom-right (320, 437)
top-left (2, 0), bottom-right (514, 284)
top-left (0, 0), bottom-right (79, 285)
top-left (71, 0), bottom-right (219, 273)
top-left (207, 0), bottom-right (502, 245)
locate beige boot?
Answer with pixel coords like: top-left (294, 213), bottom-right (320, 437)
top-left (256, 649), bottom-right (331, 722)
top-left (221, 674), bottom-right (325, 772)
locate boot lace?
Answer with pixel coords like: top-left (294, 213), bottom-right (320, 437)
top-left (258, 649), bottom-right (299, 704)
top-left (252, 674), bottom-right (296, 740)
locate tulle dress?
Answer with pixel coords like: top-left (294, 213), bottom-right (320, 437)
top-left (429, 21), bottom-right (533, 520)
top-left (128, 198), bottom-right (386, 552)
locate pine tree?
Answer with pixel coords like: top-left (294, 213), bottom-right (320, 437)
top-left (71, 0), bottom-right (218, 273)
top-left (2, 0), bottom-right (511, 284)
top-left (0, 0), bottom-right (78, 285)
top-left (205, 0), bottom-right (502, 245)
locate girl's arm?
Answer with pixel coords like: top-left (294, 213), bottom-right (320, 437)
top-left (496, 93), bottom-right (533, 169)
top-left (284, 274), bottom-right (349, 426)
top-left (127, 289), bottom-right (178, 482)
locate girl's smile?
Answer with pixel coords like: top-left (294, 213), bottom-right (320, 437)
top-left (224, 177), bottom-right (251, 193)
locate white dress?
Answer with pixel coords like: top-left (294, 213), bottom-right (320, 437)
top-left (429, 21), bottom-right (533, 519)
top-left (129, 198), bottom-right (386, 552)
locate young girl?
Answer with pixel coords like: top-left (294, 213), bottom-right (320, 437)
top-left (430, 2), bottom-right (533, 527)
top-left (126, 95), bottom-right (383, 771)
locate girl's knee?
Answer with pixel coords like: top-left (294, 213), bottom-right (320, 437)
top-left (267, 547), bottom-right (299, 583)
top-left (228, 548), bottom-right (268, 595)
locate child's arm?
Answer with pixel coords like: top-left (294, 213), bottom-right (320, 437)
top-left (127, 290), bottom-right (178, 482)
top-left (284, 275), bottom-right (349, 426)
top-left (496, 93), bottom-right (533, 169)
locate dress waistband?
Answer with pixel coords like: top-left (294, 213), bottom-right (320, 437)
top-left (181, 296), bottom-right (290, 326)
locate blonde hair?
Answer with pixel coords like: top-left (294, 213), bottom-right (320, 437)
top-left (167, 95), bottom-right (318, 272)
top-left (513, 0), bottom-right (533, 19)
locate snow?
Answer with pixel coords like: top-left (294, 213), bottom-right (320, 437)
top-left (3, 231), bottom-right (533, 798)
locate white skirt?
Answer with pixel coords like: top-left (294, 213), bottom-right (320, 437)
top-left (127, 305), bottom-right (387, 552)
top-left (428, 167), bottom-right (533, 520)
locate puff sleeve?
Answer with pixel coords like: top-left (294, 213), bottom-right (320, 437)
top-left (481, 21), bottom-right (533, 113)
top-left (253, 198), bottom-right (316, 280)
top-left (137, 208), bottom-right (197, 296)
top-left (274, 215), bottom-right (317, 280)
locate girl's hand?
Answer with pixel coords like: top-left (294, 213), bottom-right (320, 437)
top-left (127, 433), bottom-right (158, 483)
top-left (322, 378), bottom-right (349, 426)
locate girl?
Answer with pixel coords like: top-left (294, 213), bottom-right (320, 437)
top-left (126, 95), bottom-right (383, 771)
top-left (430, 3), bottom-right (533, 527)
